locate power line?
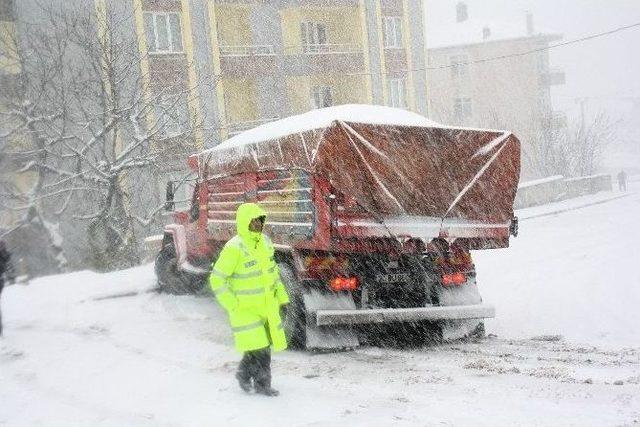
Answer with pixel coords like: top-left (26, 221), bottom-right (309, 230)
top-left (338, 21), bottom-right (640, 77)
top-left (425, 22), bottom-right (640, 71)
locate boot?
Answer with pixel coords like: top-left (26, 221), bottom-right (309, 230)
top-left (235, 371), bottom-right (252, 393)
top-left (255, 384), bottom-right (279, 397)
top-left (253, 347), bottom-right (278, 396)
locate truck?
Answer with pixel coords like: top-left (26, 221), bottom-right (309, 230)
top-left (155, 105), bottom-right (520, 349)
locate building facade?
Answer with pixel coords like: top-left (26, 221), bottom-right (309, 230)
top-left (127, 0), bottom-right (428, 148)
top-left (426, 4), bottom-right (566, 178)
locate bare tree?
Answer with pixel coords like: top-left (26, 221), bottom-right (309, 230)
top-left (0, 1), bottom-right (201, 271)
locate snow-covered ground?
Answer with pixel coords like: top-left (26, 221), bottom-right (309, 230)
top-left (1, 184), bottom-right (639, 427)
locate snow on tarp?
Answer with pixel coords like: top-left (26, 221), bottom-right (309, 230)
top-left (196, 105), bottom-right (521, 241)
top-left (211, 104), bottom-right (444, 149)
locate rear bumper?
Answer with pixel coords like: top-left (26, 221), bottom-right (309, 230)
top-left (314, 303), bottom-right (495, 326)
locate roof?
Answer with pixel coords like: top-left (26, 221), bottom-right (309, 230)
top-left (426, 0), bottom-right (562, 49)
top-left (205, 105), bottom-right (442, 154)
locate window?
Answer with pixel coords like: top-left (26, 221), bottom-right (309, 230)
top-left (456, 2), bottom-right (468, 23)
top-left (301, 21), bottom-right (327, 53)
top-left (311, 86), bottom-right (333, 109)
top-left (156, 94), bottom-right (190, 138)
top-left (453, 97), bottom-right (473, 119)
top-left (144, 12), bottom-right (183, 53)
top-left (388, 78), bottom-right (406, 108)
top-left (450, 54), bottom-right (468, 78)
top-left (383, 17), bottom-right (402, 48)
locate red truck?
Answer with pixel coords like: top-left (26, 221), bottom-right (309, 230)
top-left (155, 105), bottom-right (520, 349)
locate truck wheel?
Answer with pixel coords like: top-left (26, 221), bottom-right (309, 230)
top-left (278, 263), bottom-right (307, 350)
top-left (155, 244), bottom-right (196, 295)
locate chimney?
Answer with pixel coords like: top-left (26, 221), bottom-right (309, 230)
top-left (526, 11), bottom-right (534, 35)
top-left (456, 2), bottom-right (468, 23)
top-left (482, 26), bottom-right (491, 40)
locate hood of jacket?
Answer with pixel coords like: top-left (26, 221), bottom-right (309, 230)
top-left (236, 202), bottom-right (267, 245)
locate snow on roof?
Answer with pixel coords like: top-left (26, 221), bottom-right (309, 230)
top-left (205, 104), bottom-right (443, 153)
top-left (426, 0), bottom-right (560, 49)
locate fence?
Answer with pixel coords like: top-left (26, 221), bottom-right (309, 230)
top-left (515, 174), bottom-right (613, 209)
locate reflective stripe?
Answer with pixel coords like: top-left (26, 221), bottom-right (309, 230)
top-left (237, 241), bottom-right (250, 256)
top-left (236, 288), bottom-right (265, 295)
top-left (232, 321), bottom-right (264, 333)
top-left (213, 286), bottom-right (230, 296)
top-left (244, 260), bottom-right (257, 268)
top-left (231, 270), bottom-right (262, 279)
top-left (210, 269), bottom-right (229, 279)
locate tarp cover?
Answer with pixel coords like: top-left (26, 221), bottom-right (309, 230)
top-left (196, 108), bottom-right (520, 225)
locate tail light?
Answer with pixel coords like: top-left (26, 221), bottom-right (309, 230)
top-left (442, 272), bottom-right (466, 286)
top-left (329, 276), bottom-right (359, 292)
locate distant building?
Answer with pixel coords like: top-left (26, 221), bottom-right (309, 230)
top-left (426, 2), bottom-right (566, 178)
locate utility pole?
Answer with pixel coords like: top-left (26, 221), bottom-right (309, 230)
top-left (575, 97), bottom-right (588, 136)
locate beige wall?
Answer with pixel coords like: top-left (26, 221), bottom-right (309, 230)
top-left (216, 4), bottom-right (252, 46)
top-left (286, 74), bottom-right (368, 115)
top-left (224, 78), bottom-right (258, 123)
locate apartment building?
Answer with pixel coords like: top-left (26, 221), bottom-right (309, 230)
top-left (112, 0), bottom-right (429, 148)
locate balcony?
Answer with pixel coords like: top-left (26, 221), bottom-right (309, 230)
top-left (220, 45), bottom-right (275, 57)
top-left (300, 43), bottom-right (362, 55)
top-left (284, 43), bottom-right (365, 75)
top-left (219, 44), bottom-right (277, 77)
top-left (227, 117), bottom-right (280, 137)
top-left (540, 69), bottom-right (566, 86)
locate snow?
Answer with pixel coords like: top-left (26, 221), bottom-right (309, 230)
top-left (1, 185), bottom-right (639, 426)
top-left (202, 104), bottom-right (443, 152)
top-left (518, 175), bottom-right (564, 189)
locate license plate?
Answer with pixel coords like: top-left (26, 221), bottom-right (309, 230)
top-left (375, 273), bottom-right (410, 284)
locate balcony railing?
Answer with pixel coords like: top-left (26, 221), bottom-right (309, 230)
top-left (227, 117), bottom-right (280, 136)
top-left (219, 45), bottom-right (275, 57)
top-left (299, 43), bottom-right (362, 54)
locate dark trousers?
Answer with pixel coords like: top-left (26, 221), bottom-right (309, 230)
top-left (238, 347), bottom-right (271, 388)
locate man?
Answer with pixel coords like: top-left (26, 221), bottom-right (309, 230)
top-left (0, 240), bottom-right (16, 337)
top-left (617, 169), bottom-right (627, 191)
top-left (209, 203), bottom-right (289, 396)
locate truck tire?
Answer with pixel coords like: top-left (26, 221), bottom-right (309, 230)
top-left (278, 263), bottom-right (306, 350)
top-left (155, 244), bottom-right (198, 295)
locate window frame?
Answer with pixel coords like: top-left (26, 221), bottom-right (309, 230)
top-left (449, 54), bottom-right (469, 78)
top-left (453, 97), bottom-right (473, 119)
top-left (156, 94), bottom-right (190, 138)
top-left (388, 78), bottom-right (407, 108)
top-left (301, 21), bottom-right (328, 53)
top-left (310, 85), bottom-right (333, 109)
top-left (144, 11), bottom-right (184, 54)
top-left (383, 16), bottom-right (403, 49)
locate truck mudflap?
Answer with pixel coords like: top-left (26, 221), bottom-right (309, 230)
top-left (314, 304), bottom-right (495, 326)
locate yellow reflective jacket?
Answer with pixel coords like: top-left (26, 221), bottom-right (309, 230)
top-left (209, 203), bottom-right (289, 352)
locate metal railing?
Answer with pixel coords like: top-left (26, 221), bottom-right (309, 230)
top-left (300, 43), bottom-right (362, 54)
top-left (219, 45), bottom-right (276, 57)
top-left (227, 117), bottom-right (280, 136)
